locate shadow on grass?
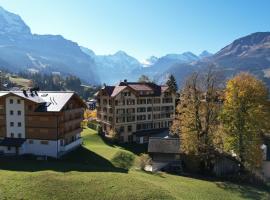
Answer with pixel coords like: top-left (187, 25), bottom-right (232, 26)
top-left (0, 147), bottom-right (127, 173)
top-left (216, 182), bottom-right (270, 200)
top-left (100, 134), bottom-right (148, 155)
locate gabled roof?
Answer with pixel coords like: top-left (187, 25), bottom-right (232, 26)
top-left (148, 137), bottom-right (180, 154)
top-left (0, 91), bottom-right (85, 112)
top-left (0, 91), bottom-right (46, 103)
top-left (111, 86), bottom-right (127, 97)
top-left (96, 81), bottom-right (171, 98)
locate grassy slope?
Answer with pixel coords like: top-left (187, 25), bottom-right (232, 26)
top-left (0, 128), bottom-right (269, 200)
top-left (9, 76), bottom-right (32, 88)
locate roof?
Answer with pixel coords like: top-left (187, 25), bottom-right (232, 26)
top-left (0, 91), bottom-right (85, 112)
top-left (128, 84), bottom-right (152, 91)
top-left (96, 81), bottom-right (171, 98)
top-left (0, 137), bottom-right (26, 147)
top-left (111, 86), bottom-right (127, 97)
top-left (161, 86), bottom-right (169, 92)
top-left (148, 137), bottom-right (180, 154)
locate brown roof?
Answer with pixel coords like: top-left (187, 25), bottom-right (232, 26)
top-left (161, 86), bottom-right (169, 92)
top-left (128, 84), bottom-right (152, 91)
top-left (111, 86), bottom-right (127, 97)
top-left (96, 81), bottom-right (174, 98)
top-left (148, 137), bottom-right (180, 154)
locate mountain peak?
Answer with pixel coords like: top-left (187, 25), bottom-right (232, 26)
top-left (0, 6), bottom-right (31, 35)
top-left (114, 50), bottom-right (128, 56)
top-left (199, 50), bottom-right (213, 58)
top-left (215, 32), bottom-right (270, 58)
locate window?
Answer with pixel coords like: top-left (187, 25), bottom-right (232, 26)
top-left (9, 99), bottom-right (13, 104)
top-left (18, 133), bottom-right (22, 138)
top-left (10, 122), bottom-right (14, 127)
top-left (10, 133), bottom-right (14, 138)
top-left (10, 110), bottom-right (13, 115)
top-left (7, 146), bottom-right (11, 151)
top-left (119, 126), bottom-right (124, 133)
top-left (17, 99), bottom-right (21, 104)
top-left (18, 122), bottom-right (21, 127)
top-left (148, 114), bottom-right (151, 120)
top-left (40, 140), bottom-right (49, 145)
top-left (128, 125), bottom-right (132, 132)
top-left (17, 110), bottom-right (21, 115)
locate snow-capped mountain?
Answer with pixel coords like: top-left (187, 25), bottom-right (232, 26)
top-left (141, 56), bottom-right (158, 67)
top-left (0, 6), bottom-right (99, 84)
top-left (0, 6), bottom-right (31, 36)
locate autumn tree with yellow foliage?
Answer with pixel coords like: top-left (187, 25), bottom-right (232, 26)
top-left (84, 109), bottom-right (97, 119)
top-left (220, 73), bottom-right (270, 170)
top-left (171, 67), bottom-right (223, 171)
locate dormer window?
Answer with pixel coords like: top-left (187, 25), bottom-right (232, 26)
top-left (9, 99), bottom-right (13, 104)
top-left (17, 99), bottom-right (21, 104)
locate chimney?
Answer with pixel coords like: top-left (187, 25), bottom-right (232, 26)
top-left (124, 79), bottom-right (127, 82)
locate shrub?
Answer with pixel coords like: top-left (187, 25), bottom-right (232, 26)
top-left (112, 151), bottom-right (135, 169)
top-left (108, 129), bottom-right (119, 143)
top-left (139, 153), bottom-right (152, 170)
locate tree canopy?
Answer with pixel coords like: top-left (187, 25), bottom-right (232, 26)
top-left (166, 74), bottom-right (178, 93)
top-left (220, 72), bottom-right (270, 169)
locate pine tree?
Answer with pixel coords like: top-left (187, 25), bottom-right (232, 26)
top-left (166, 74), bottom-right (178, 93)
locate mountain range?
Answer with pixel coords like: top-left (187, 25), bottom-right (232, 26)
top-left (0, 6), bottom-right (270, 87)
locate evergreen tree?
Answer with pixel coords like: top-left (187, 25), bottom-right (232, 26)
top-left (166, 74), bottom-right (178, 93)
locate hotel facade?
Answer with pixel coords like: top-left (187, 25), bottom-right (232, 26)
top-left (96, 80), bottom-right (176, 143)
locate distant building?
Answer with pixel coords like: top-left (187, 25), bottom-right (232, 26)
top-left (87, 99), bottom-right (96, 110)
top-left (0, 90), bottom-right (86, 158)
top-left (95, 80), bottom-right (176, 143)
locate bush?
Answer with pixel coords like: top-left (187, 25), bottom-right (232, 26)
top-left (111, 151), bottom-right (135, 169)
top-left (88, 121), bottom-right (100, 130)
top-left (139, 153), bottom-right (152, 170)
top-left (108, 129), bottom-right (119, 143)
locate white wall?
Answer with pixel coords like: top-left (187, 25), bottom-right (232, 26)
top-left (22, 139), bottom-right (59, 158)
top-left (5, 96), bottom-right (25, 138)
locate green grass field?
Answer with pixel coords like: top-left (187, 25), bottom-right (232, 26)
top-left (8, 76), bottom-right (32, 88)
top-left (0, 128), bottom-right (269, 200)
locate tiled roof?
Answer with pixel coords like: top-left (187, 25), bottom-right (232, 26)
top-left (111, 86), bottom-right (127, 97)
top-left (98, 81), bottom-right (169, 97)
top-left (0, 91), bottom-right (84, 112)
top-left (161, 86), bottom-right (169, 92)
top-left (128, 84), bottom-right (152, 91)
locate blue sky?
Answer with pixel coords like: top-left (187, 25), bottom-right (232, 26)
top-left (0, 0), bottom-right (269, 60)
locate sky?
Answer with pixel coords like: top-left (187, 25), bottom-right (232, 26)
top-left (0, 0), bottom-right (269, 60)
